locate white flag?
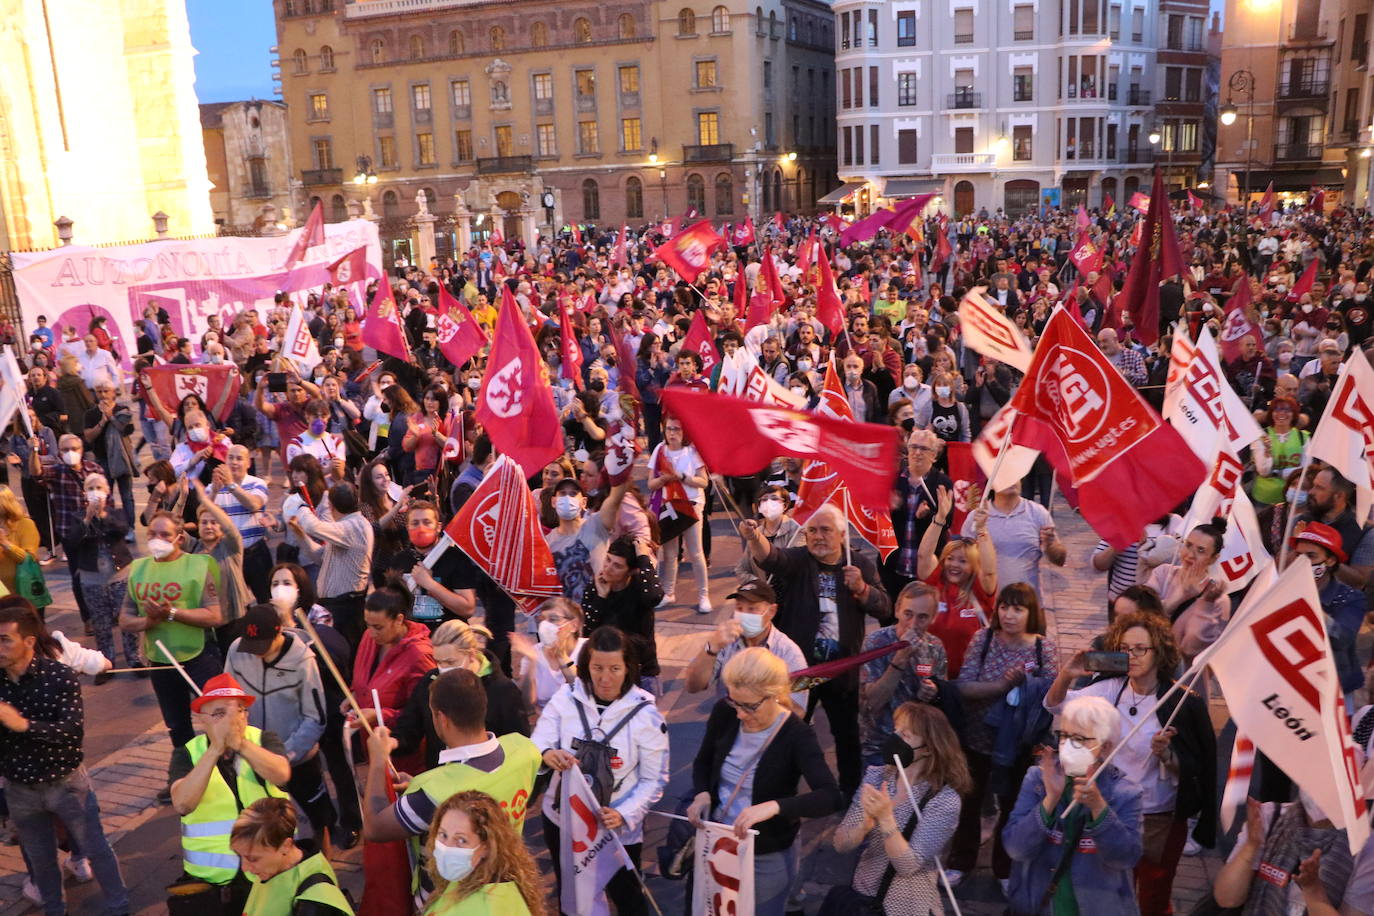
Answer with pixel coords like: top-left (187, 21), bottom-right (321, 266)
top-left (558, 764), bottom-right (633, 916)
top-left (691, 819), bottom-right (757, 916)
top-left (959, 288), bottom-right (1033, 372)
top-left (1220, 730), bottom-right (1255, 833)
top-left (972, 401), bottom-right (1040, 489)
top-left (0, 347), bottom-right (33, 437)
top-left (1201, 558), bottom-right (1370, 854)
top-left (279, 304), bottom-right (322, 374)
top-left (1162, 321), bottom-right (1196, 420)
top-left (1181, 438), bottom-right (1271, 593)
top-left (1164, 327), bottom-right (1263, 460)
top-left (1308, 348), bottom-right (1374, 521)
top-left (716, 347), bottom-right (806, 408)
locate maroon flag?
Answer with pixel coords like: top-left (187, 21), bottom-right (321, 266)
top-left (140, 364), bottom-right (241, 423)
top-left (839, 209), bottom-right (894, 246)
top-left (790, 639), bottom-right (906, 691)
top-left (680, 310), bottom-right (720, 374)
top-left (931, 227), bottom-right (953, 274)
top-left (558, 302), bottom-right (584, 390)
top-left (281, 201), bottom-right (325, 269)
top-left (476, 291), bottom-right (565, 474)
top-left (816, 246), bottom-right (845, 338)
top-left (362, 276), bottom-right (412, 361)
top-left (1218, 277), bottom-right (1265, 362)
top-left (1006, 307), bottom-right (1205, 549)
top-left (607, 318), bottom-right (639, 403)
top-left (660, 389), bottom-right (900, 510)
top-left (760, 246), bottom-right (785, 307)
top-left (885, 195), bottom-right (936, 241)
top-left (326, 246), bottom-right (368, 290)
top-left (610, 225), bottom-right (628, 266)
top-left (1309, 188), bottom-right (1326, 212)
top-left (657, 220), bottom-right (724, 283)
top-left (796, 229), bottom-right (819, 276)
top-left (731, 217), bottom-right (756, 246)
top-left (1068, 230), bottom-right (1104, 275)
top-left (1117, 169), bottom-right (1183, 346)
top-left (1287, 258), bottom-right (1318, 303)
top-left (1256, 181), bottom-right (1277, 219)
top-left (435, 286), bottom-right (487, 368)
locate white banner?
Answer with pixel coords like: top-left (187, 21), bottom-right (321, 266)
top-left (691, 820), bottom-right (756, 916)
top-left (279, 304), bottom-right (322, 374)
top-left (973, 401), bottom-right (1040, 489)
top-left (716, 347), bottom-right (806, 408)
top-left (558, 764), bottom-right (633, 916)
top-left (0, 347), bottom-right (33, 436)
top-left (1181, 438), bottom-right (1271, 592)
top-left (1164, 327), bottom-right (1263, 460)
top-left (11, 220), bottom-right (384, 370)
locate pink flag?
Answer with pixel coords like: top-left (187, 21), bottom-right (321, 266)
top-left (1076, 205), bottom-right (1091, 230)
top-left (361, 277), bottom-right (411, 361)
top-left (815, 247), bottom-right (845, 338)
top-left (435, 285), bottom-right (488, 368)
top-left (558, 302), bottom-right (584, 390)
top-left (281, 201), bottom-right (324, 269)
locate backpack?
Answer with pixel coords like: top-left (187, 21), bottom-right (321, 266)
top-left (573, 699), bottom-right (652, 807)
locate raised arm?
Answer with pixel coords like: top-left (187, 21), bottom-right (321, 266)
top-left (915, 485), bottom-right (952, 581)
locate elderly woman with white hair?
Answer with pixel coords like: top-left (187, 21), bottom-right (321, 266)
top-left (1003, 695), bottom-right (1144, 915)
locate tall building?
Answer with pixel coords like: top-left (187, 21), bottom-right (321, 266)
top-left (273, 0), bottom-right (837, 261)
top-left (202, 100), bottom-right (298, 232)
top-left (0, 0), bottom-right (214, 250)
top-left (829, 0), bottom-right (1160, 217)
top-left (1153, 3), bottom-right (1222, 192)
top-left (1329, 0), bottom-right (1373, 206)
top-left (1216, 0), bottom-right (1344, 208)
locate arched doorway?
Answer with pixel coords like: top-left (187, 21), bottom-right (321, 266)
top-left (954, 180), bottom-right (975, 217)
top-left (1124, 176), bottom-right (1140, 199)
top-left (1100, 177), bottom-right (1117, 210)
top-left (772, 170), bottom-right (783, 212)
top-left (1004, 179), bottom-right (1040, 216)
top-left (496, 190), bottom-right (523, 241)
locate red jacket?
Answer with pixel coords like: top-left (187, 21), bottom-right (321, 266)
top-left (351, 619), bottom-right (434, 734)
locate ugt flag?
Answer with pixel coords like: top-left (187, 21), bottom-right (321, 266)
top-left (658, 220), bottom-right (724, 283)
top-left (559, 764), bottom-right (634, 916)
top-left (959, 288), bottom-right (1034, 373)
top-left (1308, 348), bottom-right (1374, 521)
top-left (691, 820), bottom-right (757, 916)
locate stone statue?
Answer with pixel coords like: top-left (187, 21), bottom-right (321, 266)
top-left (415, 188), bottom-right (430, 216)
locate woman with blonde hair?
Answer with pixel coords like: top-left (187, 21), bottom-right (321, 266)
top-left (0, 485), bottom-right (40, 594)
top-left (422, 790), bottom-right (546, 915)
top-left (230, 797), bottom-right (353, 916)
top-left (686, 647), bottom-right (843, 915)
top-left (828, 702), bottom-right (970, 915)
top-left (509, 597), bottom-right (586, 709)
top-left (916, 485), bottom-right (997, 675)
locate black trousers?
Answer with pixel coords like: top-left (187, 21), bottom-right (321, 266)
top-left (543, 814), bottom-right (646, 916)
top-left (321, 591), bottom-right (367, 650)
top-left (318, 712), bottom-right (361, 832)
top-left (287, 753), bottom-right (338, 838)
top-left (805, 677), bottom-right (863, 796)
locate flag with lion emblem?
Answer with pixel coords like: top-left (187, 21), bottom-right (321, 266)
top-left (476, 288), bottom-right (565, 474)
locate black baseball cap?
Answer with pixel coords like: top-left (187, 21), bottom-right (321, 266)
top-left (237, 604), bottom-right (282, 655)
top-left (727, 581), bottom-right (777, 605)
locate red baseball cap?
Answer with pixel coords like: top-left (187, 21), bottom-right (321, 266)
top-left (1292, 522), bottom-right (1348, 564)
top-left (190, 673), bottom-right (256, 714)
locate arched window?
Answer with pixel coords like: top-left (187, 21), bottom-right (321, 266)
top-left (772, 169), bottom-right (782, 210)
top-left (711, 5), bottom-right (730, 32)
top-left (686, 173), bottom-right (706, 213)
top-left (678, 8), bottom-right (697, 36)
top-left (382, 190), bottom-right (399, 219)
top-left (626, 177), bottom-right (644, 219)
top-left (788, 15), bottom-right (797, 39)
top-left (370, 38), bottom-right (386, 63)
top-left (330, 194), bottom-right (347, 222)
top-left (768, 10), bottom-right (777, 37)
top-left (619, 13), bottom-right (636, 38)
top-left (408, 35), bottom-right (424, 59)
top-left (575, 18), bottom-right (592, 43)
top-left (292, 48), bottom-right (308, 74)
top-left (755, 6), bottom-right (764, 35)
top-left (714, 173), bottom-right (733, 215)
top-left (761, 170), bottom-right (771, 210)
top-left (490, 26), bottom-right (505, 50)
top-left (583, 179), bottom-right (601, 220)
top-left (319, 45), bottom-right (334, 70)
top-left (532, 22), bottom-right (548, 47)
top-left (449, 30), bottom-right (464, 55)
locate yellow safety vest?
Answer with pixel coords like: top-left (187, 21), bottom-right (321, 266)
top-left (243, 852), bottom-right (353, 916)
top-left (180, 726), bottom-right (288, 884)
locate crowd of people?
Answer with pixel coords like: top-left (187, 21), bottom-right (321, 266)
top-left (0, 194), bottom-right (1373, 916)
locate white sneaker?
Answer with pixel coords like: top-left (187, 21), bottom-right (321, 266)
top-left (696, 600), bottom-right (713, 615)
top-left (943, 869), bottom-right (964, 888)
top-left (1183, 836), bottom-right (1202, 857)
top-left (64, 856), bottom-right (93, 882)
top-left (22, 878), bottom-right (42, 905)
top-left (999, 877), bottom-right (1011, 898)
top-left (656, 592), bottom-right (676, 608)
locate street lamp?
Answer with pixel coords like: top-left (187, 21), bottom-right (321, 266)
top-left (659, 167), bottom-right (668, 218)
top-left (1148, 129), bottom-right (1162, 145)
top-left (353, 155), bottom-right (378, 185)
top-left (1223, 69), bottom-right (1256, 213)
top-left (785, 151), bottom-right (797, 162)
top-left (648, 137), bottom-right (659, 165)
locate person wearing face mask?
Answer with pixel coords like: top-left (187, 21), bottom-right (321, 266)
top-left (841, 354), bottom-right (880, 423)
top-left (391, 619), bottom-right (531, 772)
top-left (377, 499), bottom-right (474, 627)
top-left (1292, 524), bottom-right (1367, 708)
top-left (509, 597), bottom-right (586, 709)
top-left (170, 410), bottom-right (229, 487)
top-left (229, 798), bottom-right (353, 916)
top-left (828, 702), bottom-right (969, 916)
top-left (859, 583), bottom-right (949, 768)
top-left (29, 433), bottom-right (104, 629)
top-left (684, 581), bottom-right (808, 711)
top-left (735, 487), bottom-right (800, 583)
top-left (544, 474), bottom-right (631, 604)
top-left (891, 364), bottom-right (934, 427)
top-left (420, 790), bottom-right (544, 916)
top-left (69, 473), bottom-right (136, 681)
top-left (286, 399), bottom-right (346, 483)
top-left (80, 382), bottom-right (136, 520)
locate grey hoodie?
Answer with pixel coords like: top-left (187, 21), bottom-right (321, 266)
top-left (225, 631), bottom-right (327, 764)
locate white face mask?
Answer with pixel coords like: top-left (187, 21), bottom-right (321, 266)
top-left (431, 840), bottom-right (478, 882)
top-left (61, 450), bottom-right (81, 467)
top-left (554, 495), bottom-right (582, 521)
top-left (270, 583), bottom-right (299, 607)
top-left (758, 499), bottom-right (785, 520)
top-left (85, 488), bottom-right (107, 504)
top-left (1058, 740), bottom-right (1097, 777)
top-left (147, 537), bottom-right (176, 560)
top-left (903, 376), bottom-right (920, 389)
top-left (789, 385), bottom-right (806, 398)
top-left (537, 620), bottom-right (563, 647)
top-left (797, 359), bottom-right (812, 372)
top-left (187, 427), bottom-right (209, 443)
top-left (736, 612), bottom-right (766, 637)
top-left (934, 385), bottom-right (952, 399)
top-left (334, 337), bottom-right (344, 349)
top-left (467, 377), bottom-right (481, 391)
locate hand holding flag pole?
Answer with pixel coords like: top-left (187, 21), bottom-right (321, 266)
top-left (893, 753), bottom-right (964, 916)
top-left (1276, 449), bottom-right (1315, 570)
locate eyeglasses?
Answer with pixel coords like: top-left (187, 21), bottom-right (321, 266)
top-left (725, 695), bottom-right (770, 713)
top-left (1053, 731), bottom-right (1098, 749)
top-left (1120, 646), bottom-right (1153, 658)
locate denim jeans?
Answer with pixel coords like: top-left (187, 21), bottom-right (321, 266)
top-left (150, 644), bottom-right (223, 750)
top-left (141, 416), bottom-right (171, 462)
top-left (8, 768), bottom-right (129, 916)
top-left (754, 846), bottom-right (801, 916)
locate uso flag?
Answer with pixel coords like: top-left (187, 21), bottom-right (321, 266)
top-left (1006, 307), bottom-right (1204, 549)
top-left (559, 764), bottom-right (634, 916)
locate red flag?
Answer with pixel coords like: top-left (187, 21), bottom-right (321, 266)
top-left (657, 220), bottom-right (724, 283)
top-left (1117, 169), bottom-right (1183, 346)
top-left (326, 246), bottom-right (368, 290)
top-left (1309, 188), bottom-right (1326, 212)
top-left (1128, 191), bottom-right (1151, 212)
top-left (1068, 230), bottom-right (1105, 275)
top-left (606, 318), bottom-right (639, 404)
top-left (885, 195), bottom-right (936, 241)
top-left (680, 310), bottom-right (720, 374)
top-left (281, 201), bottom-right (325, 269)
top-left (815, 246), bottom-right (845, 338)
top-left (1092, 271), bottom-right (1120, 333)
top-left (1217, 277), bottom-right (1264, 362)
top-left (139, 364), bottom-right (241, 423)
top-left (1076, 205), bottom-right (1091, 230)
top-left (773, 212), bottom-right (785, 232)
top-left (744, 286), bottom-right (772, 331)
top-left (1103, 193), bottom-right (1116, 217)
top-left (648, 444), bottom-right (699, 542)
top-left (476, 292), bottom-right (565, 474)
top-left (943, 441), bottom-right (983, 532)
top-left (558, 302), bottom-right (584, 390)
top-left (731, 217), bottom-right (756, 246)
top-left (660, 389), bottom-right (900, 510)
top-left (1256, 181), bottom-right (1277, 219)
top-left (1287, 258), bottom-right (1318, 303)
top-left (1006, 307), bottom-right (1206, 549)
top-left (610, 225), bottom-right (628, 266)
top-left (570, 223), bottom-right (583, 246)
top-left (796, 229), bottom-right (819, 276)
top-left (443, 455), bottom-right (562, 611)
top-left (361, 277), bottom-right (412, 360)
top-left (760, 247), bottom-right (785, 306)
top-left (1062, 285), bottom-right (1089, 330)
top-left (435, 285), bottom-right (487, 368)
top-left (931, 229), bottom-right (953, 274)
top-left (1187, 190), bottom-right (1204, 211)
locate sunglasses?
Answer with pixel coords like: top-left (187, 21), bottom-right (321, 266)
top-left (725, 695), bottom-right (770, 713)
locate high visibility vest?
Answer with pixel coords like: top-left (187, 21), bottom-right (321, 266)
top-left (243, 852), bottom-right (353, 916)
top-left (127, 553), bottom-right (219, 662)
top-left (180, 726), bottom-right (287, 884)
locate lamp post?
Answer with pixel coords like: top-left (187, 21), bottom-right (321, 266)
top-left (1220, 69), bottom-right (1256, 213)
top-left (659, 167), bottom-right (668, 219)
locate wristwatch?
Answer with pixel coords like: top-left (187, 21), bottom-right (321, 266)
top-left (168, 607), bottom-right (178, 622)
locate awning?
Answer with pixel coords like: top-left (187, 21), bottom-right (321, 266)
top-left (816, 181), bottom-right (866, 205)
top-left (882, 178), bottom-right (943, 198)
top-left (1240, 168), bottom-right (1346, 191)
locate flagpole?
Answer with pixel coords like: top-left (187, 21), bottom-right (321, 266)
top-left (154, 641), bottom-right (203, 696)
top-left (843, 500), bottom-right (853, 567)
top-left (981, 408), bottom-right (1019, 505)
top-left (708, 476), bottom-right (745, 540)
top-left (893, 754), bottom-right (965, 916)
top-left (1276, 449), bottom-right (1314, 571)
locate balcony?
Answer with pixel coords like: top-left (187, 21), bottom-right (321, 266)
top-left (1279, 79), bottom-right (1330, 100)
top-left (476, 155), bottom-right (533, 174)
top-left (1274, 143), bottom-right (1324, 161)
top-left (413, 108), bottom-right (432, 125)
top-left (534, 97), bottom-right (554, 116)
top-left (930, 152), bottom-right (996, 171)
top-left (1127, 88), bottom-right (1151, 105)
top-left (1122, 148), bottom-right (1154, 164)
top-left (683, 143), bottom-right (734, 161)
top-left (301, 168), bottom-right (342, 186)
top-left (1286, 19), bottom-right (1331, 43)
top-left (946, 90), bottom-right (983, 109)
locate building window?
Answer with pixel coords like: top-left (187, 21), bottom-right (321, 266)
top-left (248, 158), bottom-right (269, 196)
top-left (695, 59), bottom-right (717, 88)
top-left (867, 9), bottom-right (878, 45)
top-left (455, 129), bottom-right (473, 161)
top-left (370, 39), bottom-right (385, 63)
top-left (1164, 67), bottom-right (1181, 101)
top-left (533, 73), bottom-right (554, 101)
top-left (621, 117), bottom-right (642, 151)
top-left (408, 35), bottom-right (424, 59)
top-left (575, 69), bottom-right (595, 107)
top-left (319, 45), bottom-right (335, 70)
top-left (897, 11), bottom-right (917, 46)
top-left (869, 66), bottom-right (878, 107)
top-left (285, 0), bottom-right (298, 15)
top-left (1108, 5), bottom-right (1120, 39)
top-left (378, 136), bottom-right (396, 168)
top-left (532, 22), bottom-right (548, 47)
top-left (417, 132), bottom-right (435, 165)
top-left (870, 123), bottom-right (879, 164)
top-left (954, 9), bottom-right (973, 43)
top-left (293, 49), bottom-right (308, 74)
top-left (898, 129), bottom-right (918, 164)
top-left (373, 87), bottom-right (392, 116)
top-left (449, 30), bottom-right (464, 55)
top-left (619, 65), bottom-right (640, 94)
top-left (382, 190), bottom-right (398, 219)
top-left (954, 126), bottom-right (974, 154)
top-left (583, 179), bottom-right (600, 219)
top-left (842, 126), bottom-right (851, 165)
top-left (1185, 69), bottom-right (1202, 102)
top-left (854, 126), bottom-right (864, 164)
top-left (578, 120), bottom-right (600, 154)
top-left (840, 10), bottom-right (850, 48)
top-left (1131, 7), bottom-right (1143, 41)
top-left (412, 84), bottom-right (431, 111)
top-left (1179, 120), bottom-right (1198, 152)
top-left (451, 80), bottom-right (470, 109)
top-left (686, 173), bottom-right (706, 213)
top-left (712, 5), bottom-right (730, 32)
top-left (1014, 68), bottom-right (1033, 101)
top-left (679, 8), bottom-right (697, 36)
top-left (312, 137), bottom-right (333, 169)
top-left (841, 69), bottom-right (851, 109)
top-left (619, 13), bottom-right (636, 38)
top-left (626, 176), bottom-right (644, 218)
top-left (697, 111), bottom-right (719, 144)
top-left (714, 173), bottom-right (733, 215)
top-left (898, 73), bottom-right (917, 106)
top-left (307, 92), bottom-right (328, 121)
top-left (575, 18), bottom-right (592, 43)
top-left (763, 60), bottom-right (771, 89)
top-left (330, 194), bottom-right (347, 221)
top-left (1013, 124), bottom-right (1032, 160)
top-left (536, 123), bottom-right (556, 156)
top-left (495, 125), bottom-right (513, 156)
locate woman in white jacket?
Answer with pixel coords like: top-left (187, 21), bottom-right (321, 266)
top-left (532, 626), bottom-right (669, 916)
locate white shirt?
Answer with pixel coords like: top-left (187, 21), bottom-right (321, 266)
top-left (1054, 676), bottom-right (1178, 814)
top-left (77, 348), bottom-right (121, 390)
top-left (437, 733), bottom-right (501, 765)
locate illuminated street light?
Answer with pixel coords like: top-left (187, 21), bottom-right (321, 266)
top-left (1220, 104), bottom-right (1238, 127)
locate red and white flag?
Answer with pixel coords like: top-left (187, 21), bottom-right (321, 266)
top-left (1197, 558), bottom-right (1370, 854)
top-left (435, 285), bottom-right (488, 368)
top-left (1256, 181), bottom-right (1277, 220)
top-left (1068, 230), bottom-right (1105, 276)
top-left (1288, 258), bottom-right (1318, 303)
top-left (281, 201), bottom-right (325, 270)
top-left (815, 247), bottom-right (845, 338)
top-left (139, 364), bottom-right (242, 423)
top-left (658, 220), bottom-right (724, 283)
top-left (558, 764), bottom-right (635, 916)
top-left (558, 301), bottom-right (584, 390)
top-left (435, 455), bottom-right (562, 612)
top-left (973, 402), bottom-right (1041, 490)
top-left (361, 277), bottom-right (411, 361)
top-left (680, 310), bottom-right (720, 374)
top-left (1162, 321), bottom-right (1197, 419)
top-left (1180, 437), bottom-right (1271, 592)
top-left (279, 305), bottom-right (322, 374)
top-left (327, 246), bottom-right (369, 291)
top-left (1220, 731), bottom-right (1255, 833)
top-left (731, 217), bottom-right (756, 246)
top-left (1187, 190), bottom-right (1204, 211)
top-left (1308, 348), bottom-right (1374, 520)
top-left (1128, 191), bottom-right (1151, 213)
top-left (476, 291), bottom-right (565, 474)
top-left (660, 389), bottom-right (900, 510)
top-left (691, 819), bottom-right (757, 916)
top-left (1005, 307), bottom-right (1205, 549)
top-left (1164, 326), bottom-right (1264, 460)
top-left (959, 288), bottom-right (1033, 372)
top-left (648, 443), bottom-right (699, 543)
top-left (716, 347), bottom-right (806, 409)
top-left (1217, 276), bottom-right (1265, 363)
top-left (610, 225), bottom-right (629, 266)
top-left (796, 229), bottom-right (819, 277)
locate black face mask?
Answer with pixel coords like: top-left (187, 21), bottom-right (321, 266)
top-left (588, 379), bottom-right (606, 393)
top-left (881, 733), bottom-right (918, 768)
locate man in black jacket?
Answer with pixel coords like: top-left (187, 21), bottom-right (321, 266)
top-left (741, 504), bottom-right (891, 796)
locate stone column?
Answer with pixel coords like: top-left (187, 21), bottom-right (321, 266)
top-left (454, 196), bottom-right (472, 253)
top-left (519, 207), bottom-right (537, 250)
top-left (414, 212), bottom-right (437, 269)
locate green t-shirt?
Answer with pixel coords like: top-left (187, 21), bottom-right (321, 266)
top-left (127, 552), bottom-right (220, 662)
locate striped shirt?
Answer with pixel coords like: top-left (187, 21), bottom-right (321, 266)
top-left (212, 474), bottom-right (269, 546)
top-left (295, 509), bottom-right (373, 597)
